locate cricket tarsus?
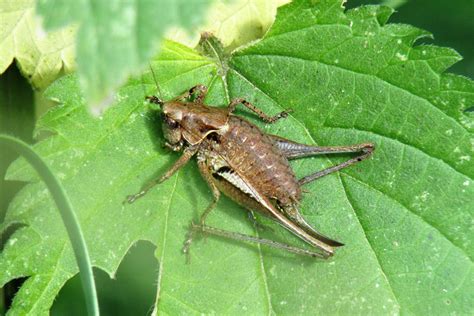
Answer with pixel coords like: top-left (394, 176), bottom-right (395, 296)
top-left (183, 222), bottom-right (196, 264)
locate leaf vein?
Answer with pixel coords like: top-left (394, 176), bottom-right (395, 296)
top-left (339, 176), bottom-right (402, 310)
top-left (323, 125), bottom-right (472, 180)
top-left (154, 171), bottom-right (180, 313)
top-left (343, 174), bottom-right (473, 262)
top-left (238, 52), bottom-right (470, 134)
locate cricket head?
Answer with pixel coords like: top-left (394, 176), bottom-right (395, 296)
top-left (146, 96), bottom-right (229, 148)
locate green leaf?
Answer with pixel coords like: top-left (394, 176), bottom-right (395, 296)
top-left (349, 0), bottom-right (474, 78)
top-left (36, 0), bottom-right (213, 113)
top-left (0, 0), bottom-right (75, 89)
top-left (2, 0), bottom-right (473, 314)
top-left (0, 134), bottom-right (98, 316)
top-left (197, 0), bottom-right (292, 51)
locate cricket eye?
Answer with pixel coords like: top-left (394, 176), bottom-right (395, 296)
top-left (162, 113), bottom-right (179, 128)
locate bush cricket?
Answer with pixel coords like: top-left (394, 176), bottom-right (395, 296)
top-left (125, 84), bottom-right (374, 259)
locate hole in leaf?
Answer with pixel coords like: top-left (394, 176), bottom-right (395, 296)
top-left (0, 223), bottom-right (28, 251)
top-left (463, 105), bottom-right (474, 113)
top-left (2, 276), bottom-right (28, 310)
top-left (51, 240), bottom-right (158, 316)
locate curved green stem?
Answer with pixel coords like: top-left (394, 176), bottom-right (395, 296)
top-left (0, 134), bottom-right (99, 316)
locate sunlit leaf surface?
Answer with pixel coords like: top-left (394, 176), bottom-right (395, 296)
top-left (2, 0), bottom-right (473, 314)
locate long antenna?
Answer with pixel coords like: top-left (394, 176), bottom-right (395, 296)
top-left (149, 62), bottom-right (164, 100)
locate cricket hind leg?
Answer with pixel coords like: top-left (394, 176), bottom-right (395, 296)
top-left (188, 223), bottom-right (329, 259)
top-left (183, 164), bottom-right (328, 259)
top-left (271, 135), bottom-right (374, 159)
top-left (281, 204), bottom-right (344, 247)
top-left (270, 136), bottom-right (374, 186)
top-left (298, 143), bottom-right (373, 186)
top-left (228, 98), bottom-right (291, 123)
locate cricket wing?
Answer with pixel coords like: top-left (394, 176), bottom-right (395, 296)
top-left (215, 167), bottom-right (337, 256)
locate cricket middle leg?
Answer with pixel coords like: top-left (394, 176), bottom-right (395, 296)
top-left (173, 85), bottom-right (208, 103)
top-left (227, 98), bottom-right (291, 123)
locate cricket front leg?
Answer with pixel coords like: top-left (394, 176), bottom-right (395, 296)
top-left (228, 98), bottom-right (291, 123)
top-left (124, 145), bottom-right (199, 204)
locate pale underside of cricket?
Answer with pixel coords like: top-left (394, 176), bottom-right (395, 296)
top-left (125, 84), bottom-right (374, 258)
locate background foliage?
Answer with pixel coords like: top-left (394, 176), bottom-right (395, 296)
top-left (1, 0), bottom-right (473, 315)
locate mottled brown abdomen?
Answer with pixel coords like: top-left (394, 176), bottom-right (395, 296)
top-left (218, 115), bottom-right (301, 205)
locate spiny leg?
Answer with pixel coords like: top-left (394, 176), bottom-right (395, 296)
top-left (173, 84), bottom-right (208, 103)
top-left (183, 162), bottom-right (323, 258)
top-left (297, 143), bottom-right (374, 186)
top-left (269, 136), bottom-right (374, 185)
top-left (124, 145), bottom-right (199, 204)
top-left (271, 135), bottom-right (374, 159)
top-left (228, 98), bottom-right (291, 123)
top-left (190, 223), bottom-right (328, 258)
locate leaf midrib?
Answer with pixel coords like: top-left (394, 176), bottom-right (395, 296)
top-left (154, 170), bottom-right (180, 312)
top-left (339, 179), bottom-right (402, 312)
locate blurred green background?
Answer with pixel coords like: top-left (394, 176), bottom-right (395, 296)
top-left (1, 0), bottom-right (473, 314)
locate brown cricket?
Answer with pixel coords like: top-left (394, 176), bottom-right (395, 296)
top-left (125, 84), bottom-right (374, 258)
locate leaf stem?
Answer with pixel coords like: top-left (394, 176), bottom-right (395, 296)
top-left (0, 134), bottom-right (99, 316)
